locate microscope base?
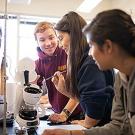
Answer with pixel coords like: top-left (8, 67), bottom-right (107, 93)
top-left (16, 114), bottom-right (39, 128)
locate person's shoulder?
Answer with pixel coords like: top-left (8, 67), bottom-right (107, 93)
top-left (57, 46), bottom-right (65, 52)
top-left (57, 47), bottom-right (67, 56)
top-left (35, 58), bottom-right (40, 64)
top-left (78, 55), bottom-right (100, 76)
top-left (82, 55), bottom-right (96, 67)
top-left (35, 57), bottom-right (44, 68)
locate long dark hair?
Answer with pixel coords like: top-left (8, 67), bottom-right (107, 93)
top-left (83, 9), bottom-right (135, 57)
top-left (55, 11), bottom-right (88, 98)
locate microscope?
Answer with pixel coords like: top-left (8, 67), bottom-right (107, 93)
top-left (14, 58), bottom-right (43, 134)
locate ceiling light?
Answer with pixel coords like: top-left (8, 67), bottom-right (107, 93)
top-left (77, 0), bottom-right (102, 13)
top-left (8, 0), bottom-right (31, 5)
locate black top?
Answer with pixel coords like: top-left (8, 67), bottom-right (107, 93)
top-left (77, 48), bottom-right (114, 126)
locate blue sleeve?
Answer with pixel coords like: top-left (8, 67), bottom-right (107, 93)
top-left (78, 58), bottom-right (113, 120)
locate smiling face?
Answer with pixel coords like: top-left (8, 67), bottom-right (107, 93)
top-left (36, 28), bottom-right (58, 56)
top-left (56, 31), bottom-right (70, 54)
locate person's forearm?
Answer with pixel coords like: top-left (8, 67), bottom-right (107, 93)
top-left (84, 115), bottom-right (100, 129)
top-left (58, 88), bottom-right (78, 101)
top-left (59, 89), bottom-right (72, 98)
top-left (58, 89), bottom-right (79, 101)
top-left (69, 130), bottom-right (85, 135)
top-left (61, 98), bottom-right (79, 119)
top-left (83, 122), bottom-right (122, 135)
top-left (64, 98), bottom-right (79, 112)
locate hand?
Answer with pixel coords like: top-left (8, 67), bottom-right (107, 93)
top-left (71, 120), bottom-right (86, 127)
top-left (72, 115), bottom-right (100, 129)
top-left (42, 129), bottom-right (70, 135)
top-left (51, 71), bottom-right (66, 94)
top-left (48, 113), bottom-right (67, 123)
